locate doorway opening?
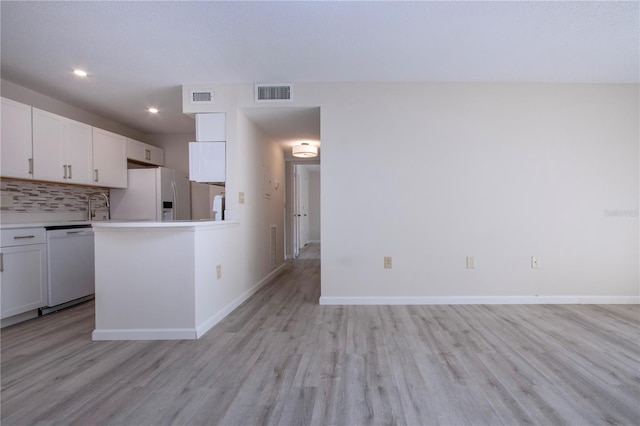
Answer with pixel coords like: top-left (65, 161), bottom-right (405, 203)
top-left (288, 163), bottom-right (320, 259)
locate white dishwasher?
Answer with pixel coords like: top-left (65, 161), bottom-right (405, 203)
top-left (42, 225), bottom-right (95, 314)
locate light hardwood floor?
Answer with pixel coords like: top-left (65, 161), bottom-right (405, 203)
top-left (2, 243), bottom-right (639, 425)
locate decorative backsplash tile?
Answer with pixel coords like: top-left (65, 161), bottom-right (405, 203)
top-left (0, 179), bottom-right (109, 213)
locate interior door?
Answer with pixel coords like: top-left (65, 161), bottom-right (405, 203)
top-left (299, 170), bottom-right (310, 247)
top-left (293, 165), bottom-right (300, 259)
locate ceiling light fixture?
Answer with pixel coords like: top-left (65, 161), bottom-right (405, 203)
top-left (73, 69), bottom-right (87, 77)
top-left (148, 108), bottom-right (159, 114)
top-left (292, 143), bottom-right (318, 158)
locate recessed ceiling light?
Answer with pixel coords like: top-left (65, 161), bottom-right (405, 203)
top-left (148, 108), bottom-right (159, 114)
top-left (73, 69), bottom-right (88, 77)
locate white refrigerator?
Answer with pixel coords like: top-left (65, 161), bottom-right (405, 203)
top-left (110, 167), bottom-right (191, 221)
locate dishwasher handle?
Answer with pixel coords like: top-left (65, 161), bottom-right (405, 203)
top-left (63, 230), bottom-right (93, 236)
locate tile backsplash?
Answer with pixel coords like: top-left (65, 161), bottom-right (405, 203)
top-left (1, 178), bottom-right (110, 220)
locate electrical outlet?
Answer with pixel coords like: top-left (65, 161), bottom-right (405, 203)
top-left (531, 256), bottom-right (540, 269)
top-left (384, 256), bottom-right (392, 269)
top-left (466, 256), bottom-right (475, 269)
top-left (239, 192), bottom-right (245, 204)
top-left (216, 265), bottom-right (222, 279)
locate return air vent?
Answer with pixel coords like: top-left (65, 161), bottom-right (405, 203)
top-left (190, 90), bottom-right (214, 104)
top-left (255, 84), bottom-right (292, 102)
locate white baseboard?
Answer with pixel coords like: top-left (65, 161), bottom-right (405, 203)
top-left (92, 328), bottom-right (197, 341)
top-left (195, 263), bottom-right (287, 338)
top-left (319, 295), bottom-right (640, 305)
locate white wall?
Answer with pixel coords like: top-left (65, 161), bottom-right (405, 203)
top-left (185, 82), bottom-right (639, 302)
top-left (320, 83), bottom-right (639, 301)
top-left (146, 133), bottom-right (193, 175)
top-left (308, 170), bottom-right (321, 242)
top-left (236, 110), bottom-right (286, 281)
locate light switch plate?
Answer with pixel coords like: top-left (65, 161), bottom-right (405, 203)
top-left (216, 265), bottom-right (222, 279)
top-left (239, 192), bottom-right (245, 204)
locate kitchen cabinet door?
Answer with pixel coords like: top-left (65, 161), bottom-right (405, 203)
top-left (32, 108), bottom-right (93, 185)
top-left (146, 143), bottom-right (164, 166)
top-left (1, 98), bottom-right (33, 179)
top-left (126, 138), bottom-right (164, 166)
top-left (93, 128), bottom-right (127, 188)
top-left (32, 108), bottom-right (66, 183)
top-left (64, 119), bottom-right (94, 185)
top-left (0, 242), bottom-right (47, 319)
top-left (195, 113), bottom-right (225, 141)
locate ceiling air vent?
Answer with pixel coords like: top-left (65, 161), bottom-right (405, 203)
top-left (190, 90), bottom-right (214, 104)
top-left (255, 83), bottom-right (292, 103)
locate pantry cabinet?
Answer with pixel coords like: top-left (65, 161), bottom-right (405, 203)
top-left (32, 108), bottom-right (93, 185)
top-left (126, 138), bottom-right (164, 166)
top-left (93, 128), bottom-right (127, 188)
top-left (1, 98), bottom-right (33, 179)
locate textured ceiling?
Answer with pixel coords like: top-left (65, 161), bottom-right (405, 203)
top-left (1, 1), bottom-right (638, 139)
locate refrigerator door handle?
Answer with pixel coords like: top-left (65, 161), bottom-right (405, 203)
top-left (171, 181), bottom-right (178, 220)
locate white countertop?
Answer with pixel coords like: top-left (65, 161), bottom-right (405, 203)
top-left (1, 219), bottom-right (238, 230)
top-left (0, 220), bottom-right (93, 229)
top-left (91, 220), bottom-right (239, 229)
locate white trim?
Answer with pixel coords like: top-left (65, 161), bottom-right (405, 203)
top-left (92, 328), bottom-right (196, 341)
top-left (319, 295), bottom-right (640, 305)
top-left (195, 263), bottom-right (287, 338)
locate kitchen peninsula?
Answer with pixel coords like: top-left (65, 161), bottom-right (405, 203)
top-left (92, 220), bottom-right (242, 340)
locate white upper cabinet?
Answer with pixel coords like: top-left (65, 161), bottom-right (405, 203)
top-left (1, 98), bottom-right (33, 179)
top-left (93, 128), bottom-right (127, 188)
top-left (32, 108), bottom-right (93, 185)
top-left (189, 141), bottom-right (225, 183)
top-left (195, 113), bottom-right (226, 141)
top-left (126, 138), bottom-right (164, 166)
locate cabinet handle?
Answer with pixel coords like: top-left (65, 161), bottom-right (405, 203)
top-left (13, 235), bottom-right (35, 239)
top-left (94, 169), bottom-right (99, 182)
top-left (0, 253), bottom-right (3, 272)
top-left (28, 158), bottom-right (33, 175)
top-left (145, 149), bottom-right (151, 161)
top-left (68, 164), bottom-right (72, 179)
top-left (63, 164), bottom-right (68, 179)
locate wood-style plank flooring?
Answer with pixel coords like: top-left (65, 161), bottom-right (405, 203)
top-left (2, 243), bottom-right (639, 425)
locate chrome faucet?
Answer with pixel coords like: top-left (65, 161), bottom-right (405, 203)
top-left (88, 192), bottom-right (110, 221)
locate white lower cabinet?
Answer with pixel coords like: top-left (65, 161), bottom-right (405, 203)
top-left (0, 228), bottom-right (47, 319)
